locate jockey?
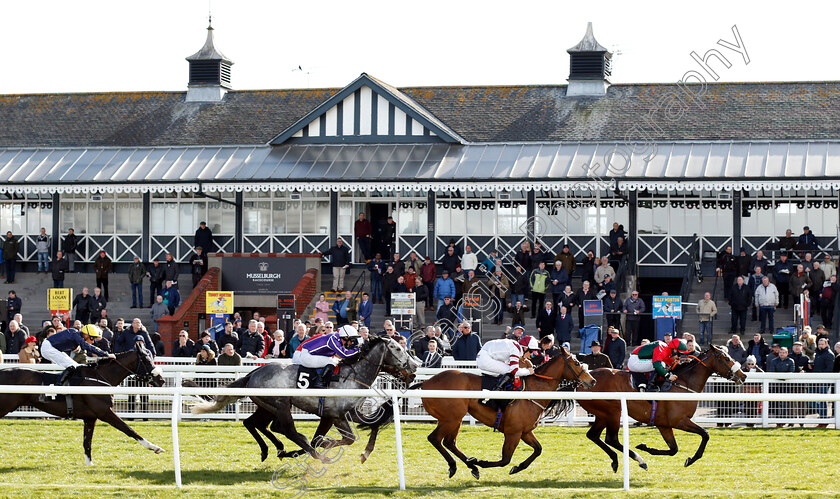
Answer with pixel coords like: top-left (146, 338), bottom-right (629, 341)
top-left (627, 337), bottom-right (692, 391)
top-left (476, 335), bottom-right (538, 391)
top-left (41, 324), bottom-right (116, 385)
top-left (292, 324), bottom-right (361, 387)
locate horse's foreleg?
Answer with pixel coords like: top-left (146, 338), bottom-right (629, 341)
top-left (604, 424), bottom-right (648, 470)
top-left (676, 419), bottom-right (709, 467)
top-left (97, 408), bottom-right (164, 454)
top-left (360, 424), bottom-right (380, 463)
top-left (509, 430), bottom-right (541, 475)
top-left (330, 418), bottom-right (358, 447)
top-left (441, 422), bottom-right (480, 479)
top-left (82, 418), bottom-right (96, 466)
top-left (474, 431), bottom-right (521, 472)
top-left (272, 403), bottom-right (324, 462)
top-left (244, 409), bottom-right (273, 462)
top-left (636, 426), bottom-right (678, 456)
top-left (587, 419), bottom-right (619, 472)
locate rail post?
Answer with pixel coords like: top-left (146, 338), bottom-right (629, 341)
top-left (835, 380), bottom-right (840, 429)
top-left (171, 371), bottom-right (183, 488)
top-left (621, 396), bottom-right (630, 491)
top-left (761, 380), bottom-right (770, 427)
top-left (392, 393), bottom-right (406, 491)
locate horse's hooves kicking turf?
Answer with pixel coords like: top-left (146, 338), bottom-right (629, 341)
top-left (470, 467), bottom-right (480, 479)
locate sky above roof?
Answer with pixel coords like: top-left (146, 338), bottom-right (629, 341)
top-left (1, 0), bottom-right (836, 94)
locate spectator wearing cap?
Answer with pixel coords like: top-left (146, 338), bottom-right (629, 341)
top-left (198, 330), bottom-right (219, 355)
top-left (603, 327), bottom-right (626, 369)
top-left (789, 341), bottom-right (810, 372)
top-left (93, 250), bottom-right (113, 300)
top-left (579, 340), bottom-right (613, 369)
top-left (798, 226), bottom-right (818, 250)
top-left (189, 246), bottom-right (208, 288)
top-left (195, 344), bottom-right (217, 366)
top-left (506, 325), bottom-right (526, 341)
top-left (451, 322), bottom-right (481, 361)
top-left (173, 330), bottom-right (196, 358)
top-left (19, 336), bottom-right (40, 363)
top-left (194, 221), bottom-right (214, 253)
top-left (766, 342), bottom-right (782, 368)
top-left (434, 269), bottom-right (456, 311)
top-left (554, 245), bottom-right (576, 277)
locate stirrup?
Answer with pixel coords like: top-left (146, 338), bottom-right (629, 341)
top-left (637, 383), bottom-right (647, 392)
top-left (492, 374), bottom-right (513, 391)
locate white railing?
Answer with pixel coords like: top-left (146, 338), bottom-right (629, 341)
top-left (3, 382), bottom-right (840, 492)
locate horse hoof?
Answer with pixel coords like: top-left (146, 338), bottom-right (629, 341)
top-left (360, 453), bottom-right (369, 464)
top-left (154, 447), bottom-right (165, 454)
top-left (684, 457), bottom-right (693, 467)
top-left (509, 466), bottom-right (519, 475)
top-left (611, 460), bottom-right (618, 473)
top-left (448, 467), bottom-right (457, 478)
top-left (471, 467), bottom-right (480, 480)
top-left (639, 462), bottom-right (648, 471)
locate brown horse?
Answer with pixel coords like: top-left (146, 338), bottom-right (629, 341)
top-left (578, 344), bottom-right (747, 472)
top-left (421, 349), bottom-right (596, 479)
top-left (0, 345), bottom-right (166, 465)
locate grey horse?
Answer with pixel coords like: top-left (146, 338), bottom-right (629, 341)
top-left (192, 335), bottom-right (418, 462)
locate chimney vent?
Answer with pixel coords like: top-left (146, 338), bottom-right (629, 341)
top-left (566, 22), bottom-right (611, 97)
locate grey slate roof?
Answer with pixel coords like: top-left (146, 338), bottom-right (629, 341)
top-left (2, 80), bottom-right (840, 148)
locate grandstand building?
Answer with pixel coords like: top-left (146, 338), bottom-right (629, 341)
top-left (1, 23), bottom-right (839, 278)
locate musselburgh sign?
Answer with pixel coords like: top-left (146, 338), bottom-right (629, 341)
top-left (221, 257), bottom-right (307, 295)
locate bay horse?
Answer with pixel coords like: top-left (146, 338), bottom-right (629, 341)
top-left (420, 348), bottom-right (596, 479)
top-left (192, 335), bottom-right (418, 463)
top-left (0, 344), bottom-right (166, 465)
top-left (578, 344), bottom-right (747, 472)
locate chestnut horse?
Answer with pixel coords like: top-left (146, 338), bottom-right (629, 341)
top-left (420, 349), bottom-right (596, 478)
top-left (578, 344), bottom-right (747, 472)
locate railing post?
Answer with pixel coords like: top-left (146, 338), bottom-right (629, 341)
top-left (835, 380), bottom-right (840, 429)
top-left (761, 380), bottom-right (770, 428)
top-left (171, 371), bottom-right (182, 488)
top-left (621, 396), bottom-right (630, 491)
top-left (392, 393), bottom-right (406, 491)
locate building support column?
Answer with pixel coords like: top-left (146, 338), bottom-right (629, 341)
top-left (234, 192), bottom-right (243, 253)
top-left (142, 193), bottom-right (151, 261)
top-left (628, 190), bottom-right (638, 263)
top-left (51, 193), bottom-right (61, 256)
top-left (526, 190), bottom-right (536, 242)
top-left (733, 190), bottom-right (742, 253)
top-left (427, 191), bottom-right (435, 258)
top-left (329, 191), bottom-right (339, 247)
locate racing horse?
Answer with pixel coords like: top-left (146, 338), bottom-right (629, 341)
top-left (578, 344), bottom-right (747, 472)
top-left (0, 344), bottom-right (166, 465)
top-left (192, 335), bottom-right (418, 463)
top-left (419, 348), bottom-right (596, 478)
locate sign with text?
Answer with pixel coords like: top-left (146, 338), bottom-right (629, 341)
top-left (206, 291), bottom-right (234, 315)
top-left (221, 257), bottom-right (307, 295)
top-left (652, 296), bottom-right (682, 319)
top-left (277, 294), bottom-right (296, 312)
top-left (48, 288), bottom-right (72, 314)
top-left (391, 292), bottom-right (416, 316)
top-left (583, 300), bottom-right (603, 316)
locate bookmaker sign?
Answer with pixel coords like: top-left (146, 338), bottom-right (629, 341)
top-left (221, 257), bottom-right (307, 295)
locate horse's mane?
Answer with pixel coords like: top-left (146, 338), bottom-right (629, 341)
top-left (671, 346), bottom-right (717, 375)
top-left (89, 349), bottom-right (140, 368)
top-left (339, 335), bottom-right (387, 366)
top-left (534, 349), bottom-right (564, 375)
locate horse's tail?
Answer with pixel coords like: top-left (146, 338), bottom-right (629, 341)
top-left (190, 374), bottom-right (251, 414)
top-left (356, 382), bottom-right (423, 431)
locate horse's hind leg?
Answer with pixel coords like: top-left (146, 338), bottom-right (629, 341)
top-left (441, 422), bottom-right (481, 479)
top-left (636, 426), bottom-right (678, 456)
top-left (509, 430), bottom-right (541, 475)
top-left (675, 419), bottom-right (709, 467)
top-left (604, 422), bottom-right (648, 470)
top-left (82, 418), bottom-right (96, 466)
top-left (427, 421), bottom-right (458, 478)
top-left (97, 406), bottom-right (164, 454)
top-left (244, 407), bottom-right (279, 462)
top-left (360, 424), bottom-right (380, 463)
top-left (587, 418), bottom-right (619, 473)
top-left (271, 402), bottom-right (324, 462)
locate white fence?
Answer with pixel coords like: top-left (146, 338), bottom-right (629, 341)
top-left (2, 383), bottom-right (840, 492)
top-left (3, 358), bottom-right (839, 427)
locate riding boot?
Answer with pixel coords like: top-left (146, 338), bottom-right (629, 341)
top-left (58, 365), bottom-right (78, 386)
top-left (492, 372), bottom-right (513, 391)
top-left (646, 376), bottom-right (664, 392)
top-left (313, 367), bottom-right (332, 388)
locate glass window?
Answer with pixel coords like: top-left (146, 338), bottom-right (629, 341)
top-left (497, 201), bottom-right (526, 235)
top-left (338, 201), bottom-right (353, 234)
top-left (116, 202), bottom-right (142, 234)
top-left (287, 201), bottom-right (301, 233)
top-left (73, 202), bottom-right (87, 233)
top-left (273, 201), bottom-right (287, 234)
top-left (244, 201), bottom-right (271, 234)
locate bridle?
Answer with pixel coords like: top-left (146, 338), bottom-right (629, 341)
top-left (107, 349), bottom-right (157, 383)
top-left (679, 348), bottom-right (742, 383)
top-left (343, 338), bottom-right (414, 384)
top-left (531, 350), bottom-right (587, 387)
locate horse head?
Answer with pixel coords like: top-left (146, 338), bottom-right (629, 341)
top-left (706, 344), bottom-right (747, 385)
top-left (128, 344), bottom-right (165, 387)
top-left (365, 336), bottom-right (418, 384)
top-left (537, 347), bottom-right (596, 389)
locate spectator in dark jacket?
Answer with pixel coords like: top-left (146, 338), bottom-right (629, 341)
top-left (412, 327), bottom-right (437, 358)
top-left (603, 289), bottom-right (621, 332)
top-left (768, 347), bottom-right (795, 373)
top-left (189, 246), bottom-right (209, 287)
top-left (163, 253), bottom-right (179, 286)
top-left (746, 333), bottom-right (771, 369)
top-left (62, 228), bottom-right (78, 272)
top-left (113, 318), bottom-right (154, 355)
top-left (72, 288), bottom-right (93, 324)
top-left (4, 320), bottom-right (27, 354)
top-left (749, 250), bottom-right (769, 277)
top-left (789, 342), bottom-right (811, 372)
top-left (726, 335), bottom-right (748, 365)
top-left (507, 300), bottom-right (528, 327)
top-left (580, 252), bottom-right (597, 285)
top-left (451, 322), bottom-right (481, 361)
top-left (194, 221), bottom-right (214, 252)
top-left (535, 301), bottom-right (557, 338)
top-left (798, 226), bottom-right (818, 250)
top-left (93, 251), bottom-right (113, 300)
top-left (162, 280), bottom-right (181, 315)
top-left (52, 251), bottom-right (69, 288)
top-left (736, 247), bottom-right (751, 277)
top-left (146, 258), bottom-right (165, 307)
top-left (728, 277), bottom-right (752, 335)
top-left (6, 290), bottom-right (21, 323)
top-left (575, 281), bottom-right (598, 326)
top-left (436, 296), bottom-right (459, 336)
top-left (603, 327), bottom-right (626, 369)
top-left (237, 320), bottom-right (265, 359)
top-left (440, 246), bottom-right (460, 275)
top-left (173, 330), bottom-right (196, 357)
top-left (420, 339), bottom-right (443, 368)
top-left (89, 288), bottom-right (107, 322)
top-left (150, 332), bottom-right (166, 356)
top-left (549, 261), bottom-right (570, 304)
top-left (554, 306), bottom-right (574, 344)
